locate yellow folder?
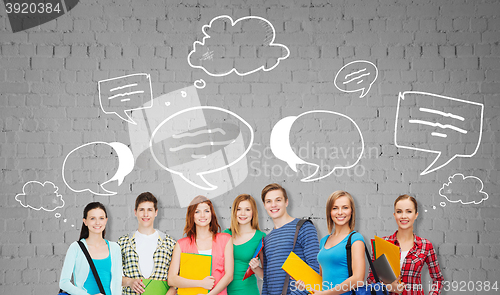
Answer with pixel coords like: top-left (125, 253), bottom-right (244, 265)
top-left (178, 253), bottom-right (212, 295)
top-left (374, 236), bottom-right (400, 278)
top-left (282, 252), bottom-right (322, 293)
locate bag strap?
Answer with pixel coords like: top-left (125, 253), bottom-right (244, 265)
top-left (281, 219), bottom-right (311, 295)
top-left (77, 241), bottom-right (106, 295)
top-left (346, 232), bottom-right (388, 295)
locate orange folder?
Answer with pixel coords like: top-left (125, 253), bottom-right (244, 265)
top-left (282, 252), bottom-right (322, 294)
top-left (178, 253), bottom-right (212, 295)
top-left (374, 236), bottom-right (400, 278)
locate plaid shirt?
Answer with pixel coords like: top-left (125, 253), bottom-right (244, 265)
top-left (367, 231), bottom-right (443, 295)
top-left (118, 230), bottom-right (176, 295)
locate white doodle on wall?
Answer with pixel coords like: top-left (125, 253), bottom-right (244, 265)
top-left (98, 73), bottom-right (153, 124)
top-left (128, 86), bottom-right (251, 207)
top-left (334, 60), bottom-right (378, 98)
top-left (395, 91), bottom-right (484, 175)
top-left (62, 142), bottom-right (134, 196)
top-left (149, 106), bottom-right (254, 193)
top-left (439, 173), bottom-right (489, 205)
top-left (187, 15), bottom-right (290, 88)
top-left (270, 110), bottom-right (365, 182)
top-left (15, 181), bottom-right (65, 211)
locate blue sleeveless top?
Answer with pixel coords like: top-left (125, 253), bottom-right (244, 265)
top-left (83, 240), bottom-right (112, 295)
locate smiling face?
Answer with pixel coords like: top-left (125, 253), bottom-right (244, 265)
top-left (330, 196), bottom-right (352, 227)
top-left (194, 202), bottom-right (212, 227)
top-left (264, 189), bottom-right (288, 220)
top-left (135, 201), bottom-right (158, 229)
top-left (83, 208), bottom-right (107, 236)
top-left (236, 200), bottom-right (253, 226)
top-left (394, 199), bottom-right (418, 230)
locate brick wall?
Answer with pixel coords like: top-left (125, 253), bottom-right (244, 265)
top-left (1, 0), bottom-right (499, 294)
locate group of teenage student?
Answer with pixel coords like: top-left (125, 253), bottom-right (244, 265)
top-left (59, 183), bottom-right (444, 295)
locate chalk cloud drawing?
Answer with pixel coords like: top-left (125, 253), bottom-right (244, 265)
top-left (395, 91), bottom-right (484, 175)
top-left (334, 60), bottom-right (378, 98)
top-left (98, 73), bottom-right (153, 124)
top-left (15, 181), bottom-right (65, 211)
top-left (127, 86), bottom-right (252, 207)
top-left (187, 15), bottom-right (290, 88)
top-left (62, 142), bottom-right (134, 196)
top-left (270, 110), bottom-right (364, 182)
top-left (439, 173), bottom-right (489, 205)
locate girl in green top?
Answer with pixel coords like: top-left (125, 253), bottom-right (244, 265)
top-left (223, 194), bottom-right (266, 295)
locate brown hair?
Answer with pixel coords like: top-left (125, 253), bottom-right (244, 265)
top-left (325, 190), bottom-right (356, 233)
top-left (135, 192), bottom-right (158, 211)
top-left (394, 194), bottom-right (418, 213)
top-left (261, 183), bottom-right (288, 203)
top-left (230, 194), bottom-right (260, 236)
top-left (184, 196), bottom-right (221, 242)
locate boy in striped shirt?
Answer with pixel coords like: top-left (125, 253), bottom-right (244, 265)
top-left (261, 183), bottom-right (320, 295)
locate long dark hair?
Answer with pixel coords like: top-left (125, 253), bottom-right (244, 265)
top-left (79, 202), bottom-right (108, 240)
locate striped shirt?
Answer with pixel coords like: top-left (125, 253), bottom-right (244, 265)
top-left (262, 218), bottom-right (320, 295)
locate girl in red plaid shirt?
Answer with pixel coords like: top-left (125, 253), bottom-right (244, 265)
top-left (367, 194), bottom-right (444, 295)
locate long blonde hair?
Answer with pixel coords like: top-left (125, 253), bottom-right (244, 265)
top-left (325, 190), bottom-right (356, 233)
top-left (230, 194), bottom-right (260, 236)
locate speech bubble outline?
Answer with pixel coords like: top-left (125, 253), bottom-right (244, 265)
top-left (394, 91), bottom-right (484, 176)
top-left (15, 181), bottom-right (65, 211)
top-left (62, 141), bottom-right (134, 196)
top-left (149, 106), bottom-right (254, 191)
top-left (98, 73), bottom-right (153, 125)
top-left (334, 60), bottom-right (378, 98)
top-left (270, 110), bottom-right (365, 182)
top-left (187, 15), bottom-right (290, 77)
top-left (439, 173), bottom-right (489, 205)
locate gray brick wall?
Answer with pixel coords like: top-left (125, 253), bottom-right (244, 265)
top-left (1, 0), bottom-right (499, 294)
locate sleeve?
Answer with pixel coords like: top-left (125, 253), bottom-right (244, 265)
top-left (297, 221), bottom-right (320, 273)
top-left (222, 228), bottom-right (232, 235)
top-left (425, 242), bottom-right (443, 295)
top-left (59, 242), bottom-right (88, 295)
top-left (110, 242), bottom-right (123, 295)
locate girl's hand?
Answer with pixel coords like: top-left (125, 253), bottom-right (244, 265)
top-left (387, 276), bottom-right (405, 294)
top-left (295, 280), bottom-right (306, 292)
top-left (200, 276), bottom-right (216, 290)
top-left (249, 257), bottom-right (260, 270)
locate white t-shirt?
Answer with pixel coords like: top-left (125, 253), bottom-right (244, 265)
top-left (198, 249), bottom-right (212, 255)
top-left (135, 230), bottom-right (159, 278)
top-left (400, 250), bottom-right (409, 268)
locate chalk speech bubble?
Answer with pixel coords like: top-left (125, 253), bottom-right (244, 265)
top-left (187, 15), bottom-right (290, 77)
top-left (62, 142), bottom-right (134, 196)
top-left (15, 181), bottom-right (65, 211)
top-left (270, 110), bottom-right (365, 182)
top-left (439, 173), bottom-right (488, 205)
top-left (395, 91), bottom-right (484, 175)
top-left (334, 60), bottom-right (378, 98)
top-left (98, 73), bottom-right (153, 124)
top-left (149, 106), bottom-right (254, 191)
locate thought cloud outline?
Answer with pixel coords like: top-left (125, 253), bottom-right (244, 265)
top-left (439, 173), bottom-right (489, 205)
top-left (270, 110), bottom-right (365, 182)
top-left (334, 60), bottom-right (378, 98)
top-left (98, 73), bottom-right (153, 125)
top-left (15, 181), bottom-right (65, 211)
top-left (394, 91), bottom-right (484, 175)
top-left (187, 15), bottom-right (290, 77)
top-left (62, 141), bottom-right (134, 196)
top-left (149, 106), bottom-right (254, 191)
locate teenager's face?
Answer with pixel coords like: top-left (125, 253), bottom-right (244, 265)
top-left (83, 208), bottom-right (107, 235)
top-left (194, 202), bottom-right (211, 227)
top-left (236, 200), bottom-right (253, 226)
top-left (394, 199), bottom-right (418, 230)
top-left (135, 201), bottom-right (158, 228)
top-left (330, 196), bottom-right (351, 227)
top-left (264, 189), bottom-right (288, 220)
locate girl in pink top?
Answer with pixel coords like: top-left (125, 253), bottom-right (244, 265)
top-left (168, 196), bottom-right (234, 295)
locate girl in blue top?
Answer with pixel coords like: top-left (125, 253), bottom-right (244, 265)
top-left (59, 202), bottom-right (122, 295)
top-left (299, 190), bottom-right (366, 294)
